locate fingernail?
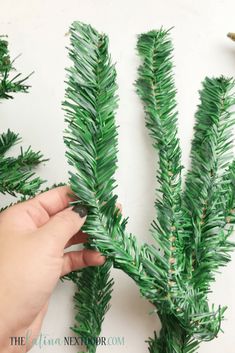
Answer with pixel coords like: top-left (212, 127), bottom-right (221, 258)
top-left (72, 205), bottom-right (88, 218)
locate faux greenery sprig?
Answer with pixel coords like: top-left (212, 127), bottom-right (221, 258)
top-left (0, 37), bottom-right (46, 203)
top-left (64, 22), bottom-right (235, 353)
top-left (0, 37), bottom-right (32, 99)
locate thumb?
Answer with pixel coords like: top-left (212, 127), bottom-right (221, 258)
top-left (37, 204), bottom-right (88, 249)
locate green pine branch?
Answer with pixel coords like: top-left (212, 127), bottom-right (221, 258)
top-left (0, 37), bottom-right (32, 99)
top-left (0, 129), bottom-right (20, 154)
top-left (216, 160), bottom-right (235, 229)
top-left (135, 29), bottom-right (190, 307)
top-left (71, 261), bottom-right (114, 353)
top-left (135, 30), bottom-right (235, 349)
top-left (0, 36), bottom-right (46, 200)
top-left (63, 21), bottom-right (118, 351)
top-left (184, 77), bottom-right (235, 289)
top-left (0, 147), bottom-right (46, 196)
top-left (147, 317), bottom-right (200, 353)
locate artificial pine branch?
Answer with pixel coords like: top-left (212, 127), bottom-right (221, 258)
top-left (135, 28), bottom-right (190, 311)
top-left (0, 37), bottom-right (45, 201)
top-left (0, 147), bottom-right (46, 196)
top-left (183, 77), bottom-right (235, 297)
top-left (63, 21), bottom-right (117, 353)
top-left (224, 160), bottom-right (235, 224)
top-left (135, 29), bottom-right (198, 353)
top-left (0, 37), bottom-right (32, 99)
top-left (0, 129), bottom-right (20, 154)
top-left (136, 30), bottom-right (235, 351)
top-left (71, 261), bottom-right (113, 353)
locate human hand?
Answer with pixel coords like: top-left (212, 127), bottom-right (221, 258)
top-left (0, 185), bottom-right (105, 352)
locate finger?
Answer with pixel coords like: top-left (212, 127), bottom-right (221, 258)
top-left (32, 185), bottom-right (75, 215)
top-left (37, 205), bottom-right (88, 249)
top-left (116, 202), bottom-right (122, 214)
top-left (65, 231), bottom-right (88, 248)
top-left (61, 249), bottom-right (106, 276)
top-left (0, 185), bottom-right (77, 232)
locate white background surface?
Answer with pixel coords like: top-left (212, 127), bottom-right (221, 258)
top-left (1, 0), bottom-right (235, 352)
